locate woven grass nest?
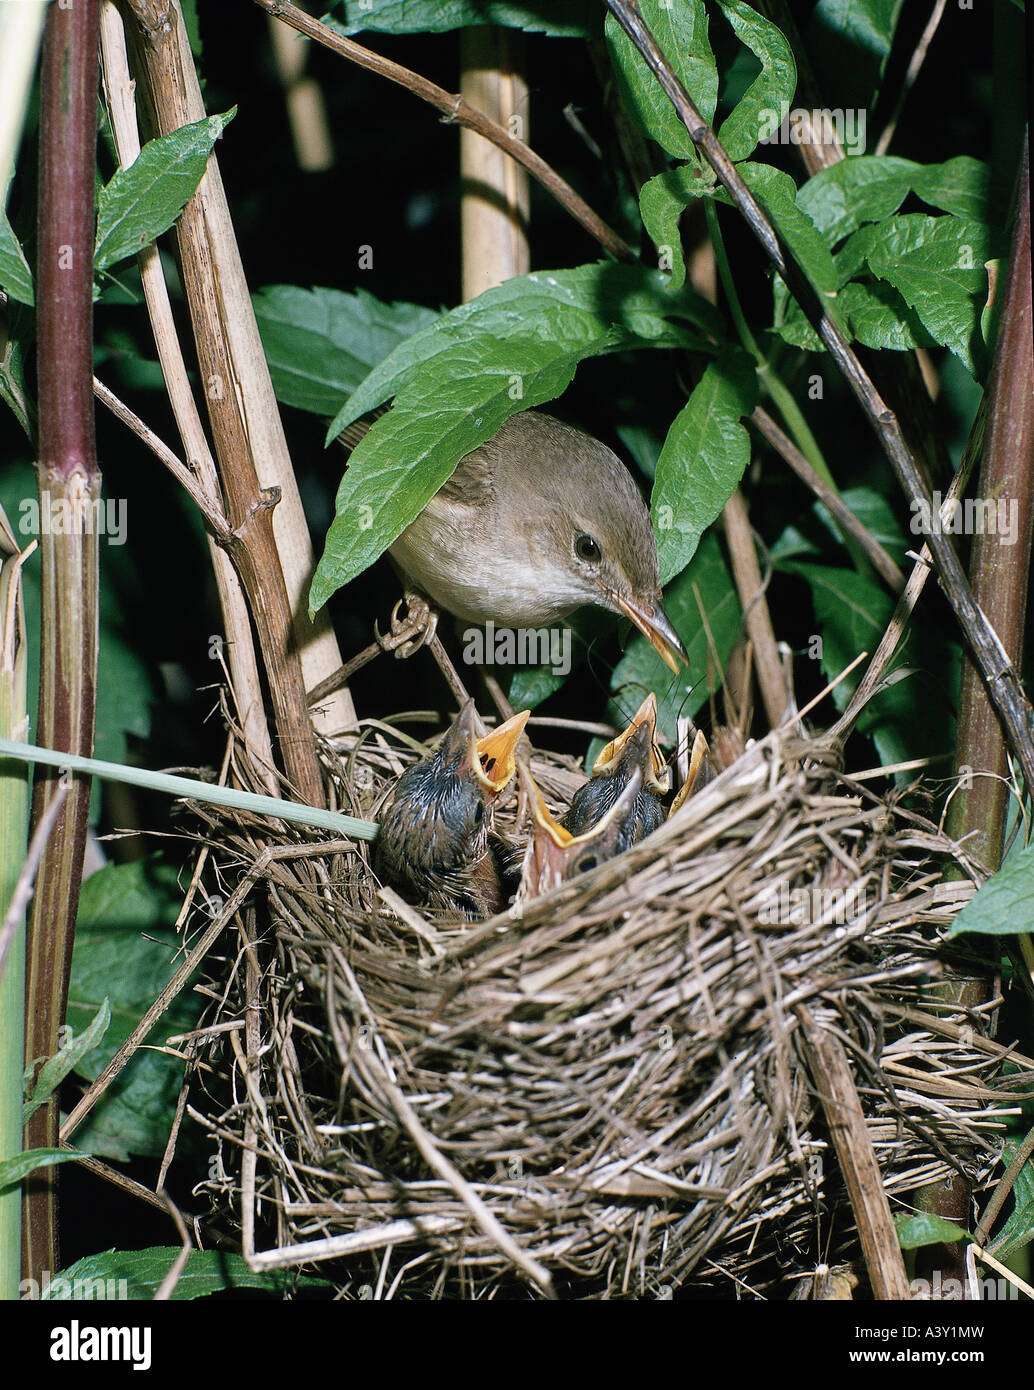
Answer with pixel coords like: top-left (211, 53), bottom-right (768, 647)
top-left (186, 703), bottom-right (1031, 1300)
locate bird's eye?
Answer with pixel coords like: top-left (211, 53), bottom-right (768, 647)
top-left (576, 854), bottom-right (598, 873)
top-left (574, 533), bottom-right (601, 563)
top-left (472, 801), bottom-right (485, 825)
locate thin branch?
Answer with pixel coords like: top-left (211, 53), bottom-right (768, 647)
top-left (721, 489), bottom-right (786, 729)
top-left (92, 375), bottom-right (231, 538)
top-left (604, 0), bottom-right (1034, 795)
top-left (253, 0), bottom-right (635, 264)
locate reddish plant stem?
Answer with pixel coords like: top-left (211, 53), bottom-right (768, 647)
top-left (22, 0), bottom-right (102, 1284)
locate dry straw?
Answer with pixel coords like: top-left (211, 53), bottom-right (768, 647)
top-left (180, 708), bottom-right (1033, 1300)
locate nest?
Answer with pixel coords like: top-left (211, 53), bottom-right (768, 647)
top-left (184, 713), bottom-right (1031, 1299)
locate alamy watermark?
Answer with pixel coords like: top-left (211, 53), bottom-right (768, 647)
top-left (910, 493), bottom-right (1019, 546)
top-left (759, 102), bottom-right (867, 156)
top-left (21, 1270), bottom-right (129, 1300)
top-left (19, 491), bottom-right (127, 546)
top-left (757, 881), bottom-right (868, 926)
top-left (462, 621), bottom-right (571, 677)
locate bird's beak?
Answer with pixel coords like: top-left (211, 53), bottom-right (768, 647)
top-left (611, 591), bottom-right (688, 675)
top-left (669, 728), bottom-right (715, 816)
top-left (593, 692), bottom-right (670, 795)
top-left (473, 707), bottom-right (530, 793)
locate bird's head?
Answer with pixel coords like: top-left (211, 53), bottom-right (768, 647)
top-left (509, 414), bottom-right (688, 674)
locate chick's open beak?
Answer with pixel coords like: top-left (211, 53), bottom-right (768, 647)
top-left (593, 692), bottom-right (670, 796)
top-left (611, 591), bottom-right (688, 675)
top-left (473, 707), bottom-right (530, 793)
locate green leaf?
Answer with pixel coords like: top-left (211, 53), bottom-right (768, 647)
top-left (507, 609), bottom-right (610, 710)
top-left (0, 210), bottom-right (34, 306)
top-left (894, 1212), bottom-right (970, 1250)
top-left (253, 285), bottom-right (439, 416)
top-left (844, 214), bottom-right (1002, 376)
top-left (0, 1148), bottom-right (84, 1195)
top-left (42, 1248), bottom-right (334, 1300)
top-left (605, 0), bottom-right (718, 162)
top-left (609, 531), bottom-right (741, 745)
top-left (807, 0), bottom-right (904, 107)
top-left (814, 485), bottom-right (907, 556)
top-left (314, 265), bottom-right (719, 611)
top-left (94, 109), bottom-right (236, 273)
top-left (949, 841), bottom-right (1034, 938)
top-left (651, 348), bottom-right (758, 585)
top-left (794, 155), bottom-right (992, 253)
top-left (66, 858), bottom-right (199, 1162)
top-left (24, 999), bottom-right (111, 1123)
top-left (326, 0), bottom-right (598, 36)
top-left (639, 164), bottom-right (719, 292)
top-left (715, 0), bottom-right (797, 163)
top-left (326, 263), bottom-right (720, 443)
top-left (0, 318), bottom-right (35, 441)
top-left (986, 1139), bottom-right (1034, 1258)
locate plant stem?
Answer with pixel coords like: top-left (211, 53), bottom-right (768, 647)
top-left (23, 0), bottom-right (102, 1286)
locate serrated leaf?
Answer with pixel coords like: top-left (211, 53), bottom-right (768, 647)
top-left (605, 0), bottom-right (717, 162)
top-left (848, 214), bottom-right (1003, 376)
top-left (609, 531), bottom-right (741, 745)
top-left (94, 109), bottom-right (236, 273)
top-left (66, 858), bottom-right (199, 1162)
top-left (739, 161), bottom-right (837, 297)
top-left (327, 263), bottom-right (720, 443)
top-left (651, 348), bottom-right (758, 585)
top-left (949, 841), bottom-right (1034, 938)
top-left (715, 0), bottom-right (797, 163)
top-left (894, 1212), bottom-right (970, 1250)
top-left (796, 155), bottom-right (992, 249)
top-left (254, 285), bottom-right (439, 415)
top-left (42, 1248), bottom-right (333, 1300)
top-left (814, 485), bottom-right (907, 555)
top-left (24, 999), bottom-right (111, 1123)
top-left (0, 1148), bottom-right (84, 1194)
top-left (327, 0), bottom-right (597, 36)
top-left (0, 210), bottom-right (34, 306)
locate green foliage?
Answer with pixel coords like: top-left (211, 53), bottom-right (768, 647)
top-left (43, 1248), bottom-right (334, 1300)
top-left (0, 1148), bottom-right (85, 1196)
top-left (253, 285), bottom-right (439, 416)
top-left (65, 858), bottom-right (199, 1162)
top-left (651, 347), bottom-right (758, 584)
top-left (894, 1212), bottom-right (970, 1250)
top-left (949, 841), bottom-right (1034, 938)
top-left (985, 1138), bottom-right (1034, 1259)
top-left (326, 0), bottom-right (599, 37)
top-left (0, 210), bottom-right (34, 306)
top-left (606, 0), bottom-right (718, 164)
top-left (714, 0), bottom-right (797, 163)
top-left (94, 109), bottom-right (236, 274)
top-left (24, 1000), bottom-right (111, 1123)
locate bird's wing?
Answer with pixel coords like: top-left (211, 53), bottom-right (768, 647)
top-left (436, 444), bottom-right (496, 507)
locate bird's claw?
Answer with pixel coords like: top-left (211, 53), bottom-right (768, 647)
top-left (375, 593), bottom-right (439, 658)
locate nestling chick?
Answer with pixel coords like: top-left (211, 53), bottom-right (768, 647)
top-left (374, 701), bottom-right (529, 919)
top-left (518, 763), bottom-right (649, 900)
top-left (383, 411), bottom-right (688, 673)
top-left (562, 693), bottom-right (671, 849)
